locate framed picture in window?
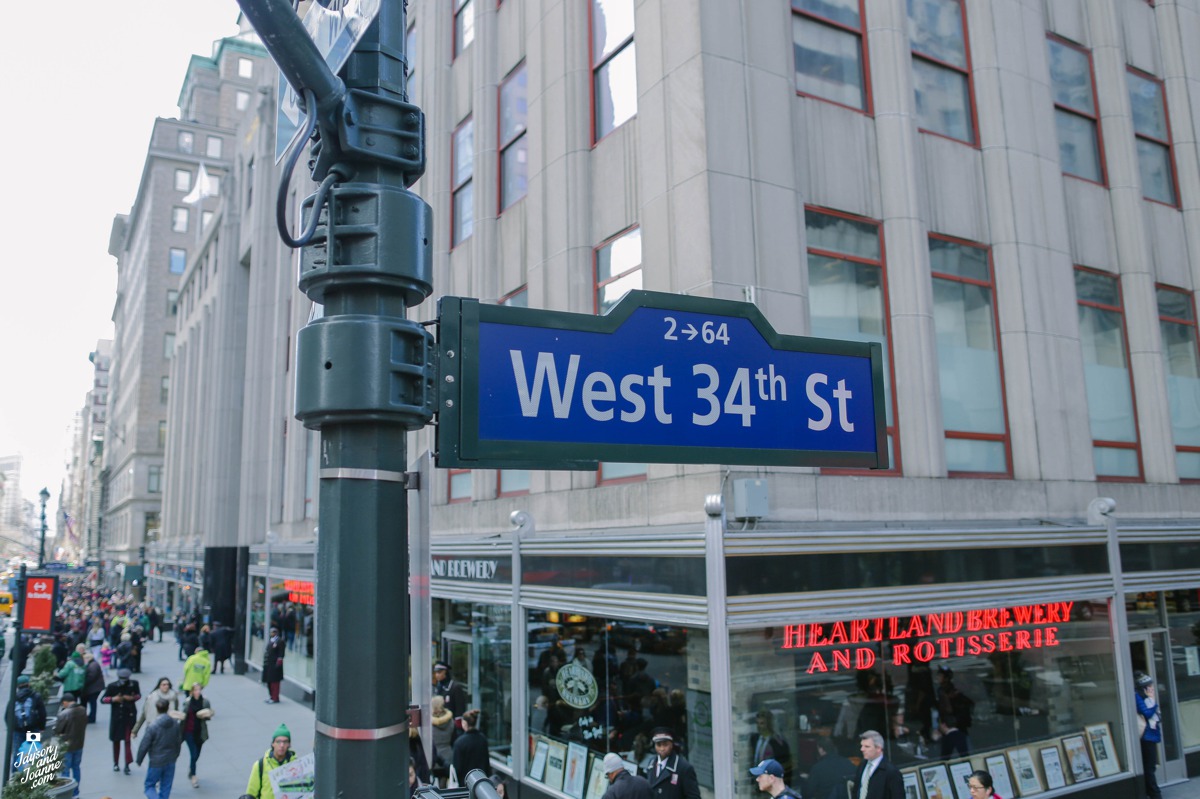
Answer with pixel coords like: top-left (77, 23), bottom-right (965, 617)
top-left (1062, 734), bottom-right (1096, 782)
top-left (1085, 722), bottom-right (1120, 777)
top-left (1040, 746), bottom-right (1067, 790)
top-left (984, 754), bottom-right (1016, 799)
top-left (564, 742), bottom-right (589, 798)
top-left (948, 760), bottom-right (976, 799)
top-left (529, 738), bottom-right (549, 781)
top-left (544, 740), bottom-right (568, 791)
top-left (1007, 747), bottom-right (1044, 795)
top-left (585, 756), bottom-right (609, 799)
top-left (920, 764), bottom-right (955, 799)
top-left (901, 769), bottom-right (922, 799)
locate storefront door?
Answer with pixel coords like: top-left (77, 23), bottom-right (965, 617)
top-left (1130, 632), bottom-right (1187, 784)
top-left (443, 632), bottom-right (477, 708)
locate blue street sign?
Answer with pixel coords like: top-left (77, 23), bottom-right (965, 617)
top-left (437, 292), bottom-right (888, 470)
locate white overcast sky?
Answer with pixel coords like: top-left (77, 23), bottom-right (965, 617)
top-left (0, 2), bottom-right (244, 514)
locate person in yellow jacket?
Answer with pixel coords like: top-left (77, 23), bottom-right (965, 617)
top-left (245, 723), bottom-right (299, 799)
top-left (181, 646), bottom-right (213, 692)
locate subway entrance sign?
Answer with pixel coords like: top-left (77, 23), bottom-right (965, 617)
top-left (436, 291), bottom-right (888, 470)
top-left (21, 575), bottom-right (58, 634)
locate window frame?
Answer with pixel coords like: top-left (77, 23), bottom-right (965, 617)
top-left (168, 248), bottom-right (187, 275)
top-left (238, 57), bottom-right (254, 79)
top-left (590, 0), bottom-right (638, 144)
top-left (498, 61), bottom-right (528, 212)
top-left (1047, 34), bottom-right (1107, 186)
top-left (235, 90), bottom-right (251, 111)
top-left (790, 0), bottom-right (873, 115)
top-left (453, 0), bottom-right (475, 60)
top-left (451, 116), bottom-right (474, 248)
top-left (929, 233), bottom-right (1012, 478)
top-left (206, 136), bottom-right (223, 159)
top-left (174, 169), bottom-right (192, 192)
top-left (448, 468), bottom-right (472, 503)
top-left (1126, 66), bottom-right (1179, 207)
top-left (167, 290), bottom-right (179, 317)
top-left (164, 333), bottom-right (176, 360)
top-left (593, 225), bottom-right (642, 315)
top-left (148, 465), bottom-right (163, 494)
top-left (1075, 266), bottom-right (1143, 482)
top-left (805, 206), bottom-right (902, 476)
top-left (161, 376), bottom-right (170, 404)
top-left (1156, 284), bottom-right (1199, 483)
top-left (171, 206), bottom-right (189, 233)
top-left (177, 131), bottom-right (194, 153)
top-left (908, 0), bottom-right (978, 145)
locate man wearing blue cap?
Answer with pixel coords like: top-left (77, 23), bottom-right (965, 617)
top-left (750, 759), bottom-right (801, 798)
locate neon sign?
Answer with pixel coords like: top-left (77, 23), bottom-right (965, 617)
top-left (780, 602), bottom-right (1074, 674)
top-left (284, 579), bottom-right (315, 606)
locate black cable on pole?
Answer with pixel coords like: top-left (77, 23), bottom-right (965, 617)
top-left (276, 88), bottom-right (325, 249)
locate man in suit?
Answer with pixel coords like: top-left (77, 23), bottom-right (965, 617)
top-left (853, 730), bottom-right (903, 799)
top-left (646, 727), bottom-right (700, 799)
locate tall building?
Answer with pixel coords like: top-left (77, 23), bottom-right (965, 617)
top-left (104, 20), bottom-right (267, 594)
top-left (0, 454), bottom-right (28, 559)
top-left (148, 2), bottom-right (1200, 797)
top-left (63, 340), bottom-right (112, 565)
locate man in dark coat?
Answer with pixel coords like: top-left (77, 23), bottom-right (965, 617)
top-left (602, 752), bottom-right (652, 799)
top-left (852, 730), bottom-right (904, 799)
top-left (82, 652), bottom-right (106, 723)
top-left (137, 699), bottom-right (183, 799)
top-left (6, 675), bottom-right (47, 760)
top-left (433, 661), bottom-right (469, 718)
top-left (804, 737), bottom-right (857, 799)
top-left (646, 728), bottom-right (700, 799)
top-left (451, 709), bottom-right (491, 780)
top-left (101, 668), bottom-right (141, 774)
top-left (262, 626), bottom-right (285, 703)
top-left (210, 621), bottom-right (234, 674)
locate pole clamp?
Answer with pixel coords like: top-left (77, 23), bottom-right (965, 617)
top-left (315, 719), bottom-right (408, 741)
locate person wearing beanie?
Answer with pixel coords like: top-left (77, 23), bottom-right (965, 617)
top-left (55, 692), bottom-right (88, 794)
top-left (6, 674), bottom-right (47, 760)
top-left (57, 651), bottom-right (87, 697)
top-left (603, 752), bottom-right (651, 799)
top-left (1135, 671), bottom-right (1163, 799)
top-left (246, 723), bottom-right (298, 799)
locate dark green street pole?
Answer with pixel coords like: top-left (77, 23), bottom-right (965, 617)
top-left (234, 1), bottom-right (432, 795)
top-left (3, 565), bottom-right (27, 785)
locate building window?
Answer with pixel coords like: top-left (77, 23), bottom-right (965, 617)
top-left (1047, 36), bottom-right (1104, 184)
top-left (167, 290), bottom-right (179, 316)
top-left (206, 136), bottom-right (223, 159)
top-left (498, 470), bottom-right (530, 495)
top-left (792, 0), bottom-right (869, 111)
top-left (930, 236), bottom-right (1010, 476)
top-left (451, 117), bottom-right (474, 247)
top-left (238, 57), bottom-right (254, 79)
top-left (908, 0), bottom-right (974, 143)
top-left (177, 131), bottom-right (194, 153)
top-left (1127, 68), bottom-right (1177, 205)
top-left (806, 208), bottom-right (899, 472)
top-left (164, 333), bottom-right (175, 360)
top-left (1158, 287), bottom-right (1200, 480)
top-left (169, 248), bottom-right (187, 274)
top-left (592, 0), bottom-right (637, 141)
top-left (144, 512), bottom-right (160, 542)
top-left (448, 469), bottom-right (472, 503)
top-left (499, 62), bottom-right (528, 211)
top-left (161, 376), bottom-right (170, 404)
top-left (236, 90), bottom-right (250, 111)
top-left (171, 207), bottom-right (189, 233)
top-left (1076, 268), bottom-right (1141, 479)
top-left (174, 169), bottom-right (192, 192)
top-left (595, 227), bottom-right (641, 315)
top-left (148, 466), bottom-right (163, 494)
top-left (158, 421), bottom-right (167, 450)
top-left (202, 211), bottom-right (214, 230)
top-left (453, 0), bottom-right (475, 58)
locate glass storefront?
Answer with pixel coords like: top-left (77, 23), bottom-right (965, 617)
top-left (523, 609), bottom-right (713, 799)
top-left (249, 575), bottom-right (316, 688)
top-left (1163, 590), bottom-right (1200, 750)
top-left (730, 599), bottom-right (1124, 799)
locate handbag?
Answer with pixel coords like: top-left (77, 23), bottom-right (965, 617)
top-left (1137, 712), bottom-right (1147, 738)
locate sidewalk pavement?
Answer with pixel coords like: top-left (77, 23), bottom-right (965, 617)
top-left (3, 623), bottom-right (314, 799)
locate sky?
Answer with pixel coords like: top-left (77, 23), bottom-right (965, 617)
top-left (0, 1), bottom-right (244, 518)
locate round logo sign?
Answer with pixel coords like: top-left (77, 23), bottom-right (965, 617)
top-left (555, 661), bottom-right (599, 709)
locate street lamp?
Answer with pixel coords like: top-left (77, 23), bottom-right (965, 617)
top-left (38, 487), bottom-right (49, 569)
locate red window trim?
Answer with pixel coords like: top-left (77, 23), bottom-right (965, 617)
top-left (1076, 266), bottom-right (1144, 481)
top-left (498, 61), bottom-right (528, 214)
top-left (448, 468), bottom-right (472, 503)
top-left (496, 470), bottom-right (531, 497)
top-left (1047, 34), bottom-right (1108, 187)
top-left (1126, 66), bottom-right (1180, 208)
top-left (930, 233), bottom-right (1013, 479)
top-left (1157, 283), bottom-right (1199, 482)
top-left (596, 464), bottom-right (647, 485)
top-left (589, 1), bottom-right (636, 146)
top-left (450, 115), bottom-right (473, 250)
top-left (791, 0), bottom-right (874, 116)
top-left (594, 225), bottom-right (642, 315)
top-left (804, 206), bottom-right (902, 477)
top-left (499, 284), bottom-right (528, 306)
top-left (910, 0), bottom-right (979, 147)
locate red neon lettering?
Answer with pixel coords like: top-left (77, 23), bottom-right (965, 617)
top-left (1013, 605), bottom-right (1034, 625)
top-left (914, 641), bottom-right (935, 662)
top-left (856, 648), bottom-right (876, 669)
top-left (1045, 627), bottom-right (1060, 646)
top-left (888, 617), bottom-right (902, 638)
top-left (983, 609), bottom-right (1000, 629)
top-left (809, 623), bottom-right (827, 647)
top-left (998, 632), bottom-right (1013, 652)
top-left (829, 622), bottom-right (849, 646)
top-left (1016, 630), bottom-right (1031, 649)
top-left (981, 633), bottom-right (996, 653)
top-left (893, 643), bottom-right (911, 665)
top-left (782, 625), bottom-right (804, 649)
top-left (851, 619), bottom-right (870, 644)
top-left (833, 649), bottom-right (851, 670)
top-left (807, 653), bottom-right (828, 674)
top-left (937, 637), bottom-right (954, 658)
top-left (907, 616), bottom-right (928, 638)
top-left (967, 610), bottom-right (985, 631)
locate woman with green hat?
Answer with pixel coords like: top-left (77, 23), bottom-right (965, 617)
top-left (245, 723), bottom-right (298, 799)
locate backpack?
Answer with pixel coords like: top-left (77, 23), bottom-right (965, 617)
top-left (14, 696), bottom-right (42, 730)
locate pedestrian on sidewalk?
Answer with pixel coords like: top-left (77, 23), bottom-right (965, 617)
top-left (180, 683), bottom-right (214, 788)
top-left (262, 627), bottom-right (285, 703)
top-left (210, 621), bottom-right (233, 674)
top-left (181, 645), bottom-right (212, 693)
top-left (6, 675), bottom-right (47, 762)
top-left (81, 651), bottom-right (105, 724)
top-left (54, 692), bottom-right (87, 798)
top-left (101, 667), bottom-right (141, 774)
top-left (134, 677), bottom-right (179, 738)
top-left (57, 651), bottom-right (86, 697)
top-left (136, 698), bottom-right (183, 799)
top-left (244, 723), bottom-right (298, 799)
